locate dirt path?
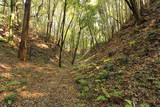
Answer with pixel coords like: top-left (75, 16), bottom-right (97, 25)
top-left (0, 43), bottom-right (79, 107)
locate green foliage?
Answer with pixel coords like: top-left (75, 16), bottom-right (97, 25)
top-left (139, 104), bottom-right (150, 107)
top-left (76, 103), bottom-right (86, 107)
top-left (96, 70), bottom-right (109, 80)
top-left (124, 99), bottom-right (133, 107)
top-left (111, 91), bottom-right (123, 97)
top-left (76, 79), bottom-right (88, 86)
top-left (95, 79), bottom-right (102, 83)
top-left (78, 91), bottom-right (88, 97)
top-left (88, 63), bottom-right (97, 67)
top-left (96, 96), bottom-right (107, 101)
top-left (82, 86), bottom-right (90, 92)
top-left (155, 60), bottom-right (160, 64)
top-left (129, 41), bottom-right (137, 47)
top-left (5, 80), bottom-right (21, 86)
top-left (104, 63), bottom-right (114, 71)
top-left (116, 66), bottom-right (126, 74)
top-left (4, 93), bottom-right (17, 105)
top-left (0, 14), bottom-right (7, 23)
top-left (103, 58), bottom-right (111, 64)
top-left (125, 104), bottom-right (133, 107)
top-left (74, 62), bottom-right (97, 71)
top-left (101, 88), bottom-right (110, 98)
top-left (0, 36), bottom-right (8, 43)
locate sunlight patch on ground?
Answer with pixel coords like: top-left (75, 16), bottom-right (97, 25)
top-left (0, 73), bottom-right (13, 78)
top-left (34, 67), bottom-right (44, 72)
top-left (0, 63), bottom-right (12, 71)
top-left (34, 43), bottom-right (49, 49)
top-left (19, 91), bottom-right (47, 98)
top-left (16, 62), bottom-right (34, 69)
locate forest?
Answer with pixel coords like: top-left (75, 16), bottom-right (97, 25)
top-left (0, 0), bottom-right (160, 106)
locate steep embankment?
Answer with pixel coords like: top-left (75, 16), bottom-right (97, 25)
top-left (74, 1), bottom-right (160, 107)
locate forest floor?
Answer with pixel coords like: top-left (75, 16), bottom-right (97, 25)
top-left (0, 42), bottom-right (79, 107)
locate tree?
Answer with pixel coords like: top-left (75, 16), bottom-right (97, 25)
top-left (18, 0), bottom-right (32, 61)
top-left (124, 0), bottom-right (144, 24)
top-left (59, 0), bottom-right (67, 67)
top-left (8, 0), bottom-right (16, 41)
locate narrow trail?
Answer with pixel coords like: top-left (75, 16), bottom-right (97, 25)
top-left (0, 43), bottom-right (79, 107)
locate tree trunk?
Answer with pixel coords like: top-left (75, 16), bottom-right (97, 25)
top-left (59, 0), bottom-right (67, 67)
top-left (124, 0), bottom-right (144, 24)
top-left (18, 0), bottom-right (32, 61)
top-left (72, 28), bottom-right (82, 65)
top-left (2, 0), bottom-right (6, 14)
top-left (8, 0), bottom-right (16, 41)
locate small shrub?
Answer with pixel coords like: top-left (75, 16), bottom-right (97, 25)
top-left (103, 58), bottom-right (111, 64)
top-left (124, 99), bottom-right (133, 107)
top-left (96, 70), bottom-right (109, 80)
top-left (116, 66), bottom-right (126, 74)
top-left (82, 86), bottom-right (90, 92)
top-left (104, 63), bottom-right (114, 71)
top-left (4, 93), bottom-right (17, 105)
top-left (96, 96), bottom-right (107, 101)
top-left (102, 88), bottom-right (110, 98)
top-left (76, 79), bottom-right (88, 86)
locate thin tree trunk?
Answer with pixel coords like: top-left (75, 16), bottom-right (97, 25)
top-left (72, 28), bottom-right (82, 65)
top-left (59, 0), bottom-right (67, 67)
top-left (8, 0), bottom-right (16, 41)
top-left (18, 0), bottom-right (32, 61)
top-left (2, 0), bottom-right (6, 14)
top-left (36, 0), bottom-right (43, 21)
top-left (124, 0), bottom-right (144, 24)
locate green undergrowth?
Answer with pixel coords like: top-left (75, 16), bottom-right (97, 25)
top-left (74, 47), bottom-right (159, 106)
top-left (0, 70), bottom-right (27, 105)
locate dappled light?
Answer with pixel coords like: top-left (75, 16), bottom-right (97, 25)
top-left (0, 92), bottom-right (10, 101)
top-left (0, 73), bottom-right (13, 78)
top-left (19, 91), bottom-right (47, 98)
top-left (33, 66), bottom-right (45, 73)
top-left (34, 43), bottom-right (49, 49)
top-left (16, 62), bottom-right (34, 69)
top-left (0, 63), bottom-right (12, 71)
